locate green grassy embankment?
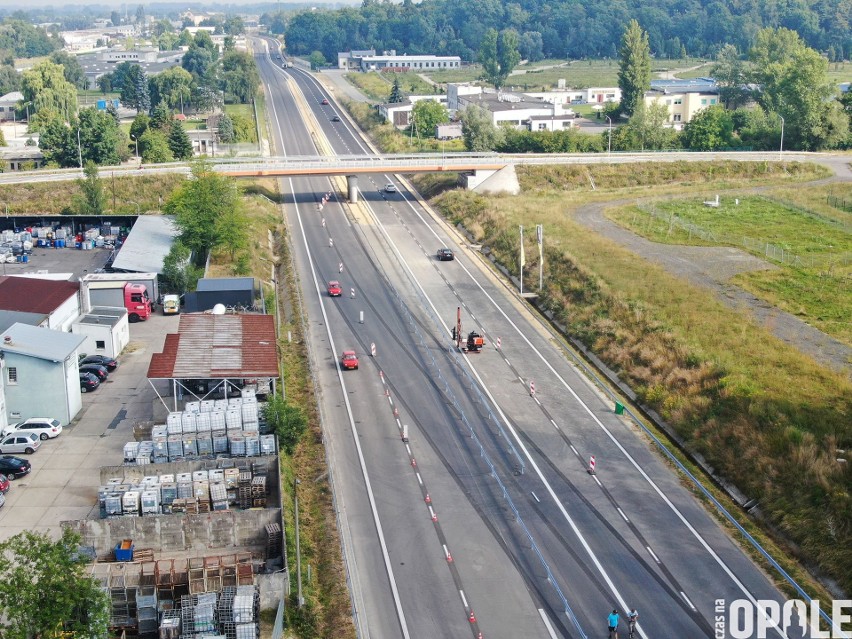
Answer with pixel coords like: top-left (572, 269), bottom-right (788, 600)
top-left (417, 160), bottom-right (852, 596)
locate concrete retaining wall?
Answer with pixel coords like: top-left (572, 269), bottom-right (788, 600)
top-left (63, 508), bottom-right (282, 557)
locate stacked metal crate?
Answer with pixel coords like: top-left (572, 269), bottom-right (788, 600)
top-left (180, 592), bottom-right (218, 637)
top-left (218, 586), bottom-right (259, 639)
top-left (136, 584), bottom-right (158, 636)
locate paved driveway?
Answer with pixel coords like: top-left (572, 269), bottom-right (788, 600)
top-left (0, 313), bottom-right (171, 541)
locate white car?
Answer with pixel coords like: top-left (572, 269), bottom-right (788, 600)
top-left (2, 418), bottom-right (62, 440)
top-left (384, 183), bottom-right (397, 193)
top-left (0, 432), bottom-right (40, 455)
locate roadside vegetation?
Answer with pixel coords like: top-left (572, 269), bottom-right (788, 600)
top-left (609, 195), bottom-right (852, 343)
top-left (344, 71), bottom-right (435, 102)
top-left (416, 160), bottom-right (852, 595)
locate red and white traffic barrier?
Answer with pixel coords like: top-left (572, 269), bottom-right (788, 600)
top-left (321, 218), bottom-right (326, 227)
top-left (370, 342), bottom-right (376, 357)
top-left (588, 455), bottom-right (596, 475)
top-left (497, 337), bottom-right (501, 349)
top-left (350, 288), bottom-right (355, 298)
top-left (338, 262), bottom-right (343, 273)
top-left (529, 380), bottom-right (535, 397)
top-left (329, 237), bottom-right (333, 248)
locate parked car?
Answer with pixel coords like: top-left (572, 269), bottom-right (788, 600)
top-left (384, 183), bottom-right (397, 193)
top-left (80, 371), bottom-right (100, 393)
top-left (436, 248), bottom-right (455, 261)
top-left (0, 456), bottom-right (31, 480)
top-left (327, 281), bottom-right (342, 297)
top-left (0, 474), bottom-right (9, 493)
top-left (340, 351), bottom-right (359, 370)
top-left (0, 432), bottom-right (41, 455)
top-left (3, 418), bottom-right (62, 440)
top-left (81, 354), bottom-right (118, 371)
top-left (79, 363), bottom-right (109, 381)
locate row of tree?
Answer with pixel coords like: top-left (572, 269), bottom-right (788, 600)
top-left (0, 18), bottom-right (61, 58)
top-left (279, 0), bottom-right (852, 65)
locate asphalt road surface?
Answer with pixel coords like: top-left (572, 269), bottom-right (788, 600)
top-left (257, 39), bottom-right (823, 639)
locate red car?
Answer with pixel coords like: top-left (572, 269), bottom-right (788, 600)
top-left (327, 281), bottom-right (342, 297)
top-left (340, 351), bottom-right (359, 370)
top-left (321, 98), bottom-right (329, 105)
top-left (0, 474), bottom-right (9, 493)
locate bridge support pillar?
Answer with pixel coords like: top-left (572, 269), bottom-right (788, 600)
top-left (460, 164), bottom-right (521, 195)
top-left (347, 175), bottom-right (359, 203)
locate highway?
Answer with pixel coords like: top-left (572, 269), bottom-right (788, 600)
top-left (261, 41), bottom-right (818, 639)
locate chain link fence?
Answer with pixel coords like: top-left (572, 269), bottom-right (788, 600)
top-left (637, 198), bottom-right (852, 272)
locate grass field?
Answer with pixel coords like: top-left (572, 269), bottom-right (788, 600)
top-left (609, 195), bottom-right (852, 343)
top-left (422, 161), bottom-right (852, 595)
top-left (344, 71), bottom-right (436, 102)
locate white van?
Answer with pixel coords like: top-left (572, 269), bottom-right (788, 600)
top-left (163, 294), bottom-right (180, 315)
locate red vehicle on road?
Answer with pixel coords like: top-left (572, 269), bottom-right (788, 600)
top-left (321, 98), bottom-right (329, 105)
top-left (340, 351), bottom-right (359, 370)
top-left (327, 281), bottom-right (342, 297)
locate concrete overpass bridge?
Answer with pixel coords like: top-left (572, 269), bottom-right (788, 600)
top-left (0, 152), bottom-right (844, 197)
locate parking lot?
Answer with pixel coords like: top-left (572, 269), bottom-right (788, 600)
top-left (0, 243), bottom-right (172, 541)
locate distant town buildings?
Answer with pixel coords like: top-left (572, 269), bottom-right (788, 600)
top-left (644, 78), bottom-right (720, 129)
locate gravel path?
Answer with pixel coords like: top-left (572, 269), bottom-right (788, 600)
top-left (574, 198), bottom-right (852, 373)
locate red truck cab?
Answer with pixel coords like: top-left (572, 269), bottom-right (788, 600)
top-left (125, 283), bottom-right (153, 322)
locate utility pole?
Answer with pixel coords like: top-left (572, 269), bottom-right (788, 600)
top-left (294, 478), bottom-right (303, 608)
top-left (519, 225), bottom-right (525, 295)
top-left (536, 224), bottom-right (543, 291)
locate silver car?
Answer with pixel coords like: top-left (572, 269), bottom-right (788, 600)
top-left (0, 432), bottom-right (41, 455)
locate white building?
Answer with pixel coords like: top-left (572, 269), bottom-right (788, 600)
top-left (72, 307), bottom-right (129, 359)
top-left (0, 92), bottom-right (22, 122)
top-left (455, 88), bottom-right (561, 130)
top-left (376, 94), bottom-right (447, 129)
top-left (644, 79), bottom-right (720, 129)
top-left (523, 87), bottom-right (621, 106)
top-left (338, 49), bottom-right (461, 72)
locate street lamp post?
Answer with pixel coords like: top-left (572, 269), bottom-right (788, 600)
top-left (131, 134), bottom-right (139, 161)
top-left (606, 115), bottom-right (612, 156)
top-left (294, 478), bottom-right (303, 608)
top-left (778, 115), bottom-right (785, 161)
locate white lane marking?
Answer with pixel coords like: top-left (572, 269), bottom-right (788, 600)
top-left (616, 507), bottom-right (628, 522)
top-left (459, 590), bottom-right (468, 608)
top-left (268, 77), bottom-right (411, 638)
top-left (647, 546), bottom-right (660, 564)
top-left (570, 445), bottom-right (579, 456)
top-left (681, 591), bottom-right (696, 611)
top-left (416, 473), bottom-right (423, 486)
top-left (356, 184), bottom-right (636, 627)
top-left (405, 444), bottom-right (411, 456)
top-left (393, 180), bottom-right (793, 635)
top-left (531, 492), bottom-right (540, 503)
top-left (538, 609), bottom-right (558, 639)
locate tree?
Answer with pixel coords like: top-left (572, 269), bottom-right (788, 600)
top-left (308, 50), bottom-right (326, 71)
top-left (130, 113), bottom-right (150, 143)
top-left (749, 27), bottom-right (848, 150)
top-left (411, 99), bottom-right (449, 137)
top-left (479, 28), bottom-right (520, 89)
top-left (96, 75), bottom-right (112, 93)
top-left (140, 129), bottom-right (174, 163)
top-left (682, 105), bottom-right (735, 150)
top-left (0, 128), bottom-right (6, 147)
top-left (711, 44), bottom-right (749, 109)
top-left (162, 241), bottom-right (199, 292)
top-left (623, 101), bottom-right (677, 150)
top-left (49, 51), bottom-right (87, 89)
top-left (21, 60), bottom-right (77, 124)
top-left (262, 393), bottom-right (307, 454)
top-left (150, 101), bottom-right (173, 130)
top-left (164, 160), bottom-right (240, 259)
top-left (77, 106), bottom-right (126, 166)
top-left (134, 68), bottom-right (151, 114)
top-left (0, 528), bottom-right (109, 639)
top-left (216, 207), bottom-right (250, 259)
top-left (224, 16), bottom-right (245, 35)
top-left (73, 161), bottom-right (106, 215)
top-left (148, 66), bottom-right (192, 112)
top-left (388, 78), bottom-right (404, 104)
top-left (37, 114), bottom-right (76, 166)
top-left (217, 112), bottom-right (235, 143)
top-left (181, 46), bottom-right (213, 80)
top-left (135, 4), bottom-right (145, 25)
top-left (168, 120), bottom-right (193, 160)
top-left (110, 10), bottom-right (121, 27)
top-left (153, 18), bottom-right (174, 37)
top-left (221, 50), bottom-right (260, 103)
top-left (617, 20), bottom-right (651, 117)
top-left (518, 31), bottom-right (544, 62)
top-left (460, 104), bottom-right (504, 151)
top-left (0, 65), bottom-right (20, 95)
top-left (120, 65), bottom-right (150, 113)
